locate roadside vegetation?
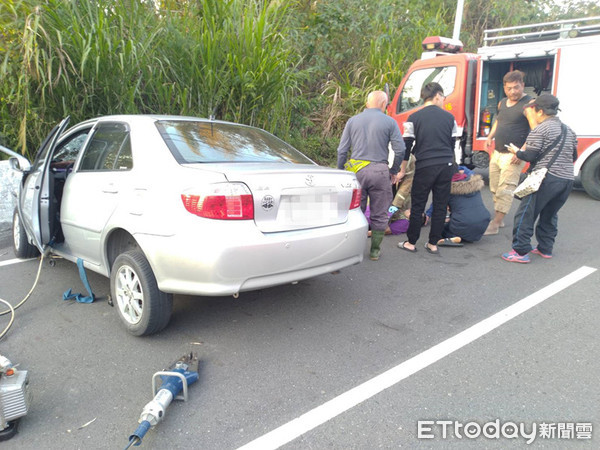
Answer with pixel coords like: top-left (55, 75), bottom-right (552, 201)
top-left (1, 0), bottom-right (598, 164)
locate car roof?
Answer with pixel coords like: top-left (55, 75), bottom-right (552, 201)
top-left (78, 114), bottom-right (251, 128)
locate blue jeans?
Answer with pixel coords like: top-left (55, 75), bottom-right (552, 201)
top-left (512, 173), bottom-right (573, 255)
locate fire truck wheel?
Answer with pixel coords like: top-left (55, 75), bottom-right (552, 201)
top-left (471, 150), bottom-right (490, 169)
top-left (581, 151), bottom-right (600, 200)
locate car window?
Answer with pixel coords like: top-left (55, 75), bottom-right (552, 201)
top-left (102, 134), bottom-right (132, 170)
top-left (30, 125), bottom-right (60, 173)
top-left (79, 123), bottom-right (133, 171)
top-left (156, 120), bottom-right (314, 165)
top-left (52, 131), bottom-right (90, 165)
top-left (396, 66), bottom-right (457, 114)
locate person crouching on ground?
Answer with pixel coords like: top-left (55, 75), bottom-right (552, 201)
top-left (438, 166), bottom-right (490, 246)
top-left (501, 94), bottom-right (577, 263)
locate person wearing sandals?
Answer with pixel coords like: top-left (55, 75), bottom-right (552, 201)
top-left (434, 165), bottom-right (491, 246)
top-left (483, 70), bottom-right (533, 236)
top-left (398, 82), bottom-right (458, 255)
top-left (501, 94), bottom-right (577, 263)
top-left (337, 90), bottom-right (406, 261)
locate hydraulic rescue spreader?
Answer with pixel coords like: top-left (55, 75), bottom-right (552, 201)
top-left (124, 352), bottom-right (199, 449)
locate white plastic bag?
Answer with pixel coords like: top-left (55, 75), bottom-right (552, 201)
top-left (513, 168), bottom-right (547, 199)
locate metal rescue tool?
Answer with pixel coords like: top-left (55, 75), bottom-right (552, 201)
top-left (0, 354), bottom-right (31, 441)
top-left (125, 352), bottom-right (199, 449)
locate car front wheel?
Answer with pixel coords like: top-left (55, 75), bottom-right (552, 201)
top-left (13, 208), bottom-right (39, 258)
top-left (110, 250), bottom-right (173, 336)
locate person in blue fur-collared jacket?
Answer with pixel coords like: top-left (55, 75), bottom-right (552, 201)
top-left (426, 166), bottom-right (491, 244)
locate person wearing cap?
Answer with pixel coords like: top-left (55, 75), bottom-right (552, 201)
top-left (484, 70), bottom-right (533, 236)
top-left (501, 94), bottom-right (578, 263)
top-left (337, 90), bottom-right (406, 261)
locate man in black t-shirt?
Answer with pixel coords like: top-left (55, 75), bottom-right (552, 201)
top-left (398, 82), bottom-right (458, 255)
top-left (484, 70), bottom-right (532, 235)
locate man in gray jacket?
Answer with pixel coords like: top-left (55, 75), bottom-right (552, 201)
top-left (337, 90), bottom-right (405, 260)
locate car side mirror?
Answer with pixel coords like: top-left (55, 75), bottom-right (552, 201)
top-left (9, 156), bottom-right (31, 172)
top-left (1, 144), bottom-right (31, 172)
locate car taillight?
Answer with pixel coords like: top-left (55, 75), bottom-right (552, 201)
top-left (349, 188), bottom-right (361, 209)
top-left (181, 183), bottom-right (254, 220)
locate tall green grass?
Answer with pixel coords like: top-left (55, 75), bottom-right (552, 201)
top-left (1, 0), bottom-right (583, 164)
top-left (0, 0), bottom-right (297, 159)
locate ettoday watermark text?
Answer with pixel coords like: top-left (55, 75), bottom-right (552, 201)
top-left (417, 420), bottom-right (592, 444)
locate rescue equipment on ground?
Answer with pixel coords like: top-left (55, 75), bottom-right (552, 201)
top-left (124, 352), bottom-right (199, 449)
top-left (0, 354), bottom-right (31, 441)
top-left (63, 258), bottom-right (95, 303)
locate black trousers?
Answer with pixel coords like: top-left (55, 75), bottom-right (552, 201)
top-left (512, 173), bottom-right (573, 256)
top-left (407, 162), bottom-right (454, 246)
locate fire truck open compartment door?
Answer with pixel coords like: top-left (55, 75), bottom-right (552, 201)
top-left (477, 57), bottom-right (556, 139)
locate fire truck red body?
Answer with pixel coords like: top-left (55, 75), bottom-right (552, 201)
top-left (388, 17), bottom-right (600, 199)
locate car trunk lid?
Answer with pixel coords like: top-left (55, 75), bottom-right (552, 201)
top-left (183, 163), bottom-right (360, 232)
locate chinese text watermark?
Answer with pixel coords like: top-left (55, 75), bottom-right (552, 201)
top-left (417, 420), bottom-right (592, 444)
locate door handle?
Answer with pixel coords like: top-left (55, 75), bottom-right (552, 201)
top-left (102, 183), bottom-right (119, 194)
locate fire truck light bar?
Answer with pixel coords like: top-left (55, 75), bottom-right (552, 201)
top-left (422, 36), bottom-right (464, 53)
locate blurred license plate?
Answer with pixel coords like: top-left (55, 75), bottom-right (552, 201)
top-left (287, 192), bottom-right (338, 223)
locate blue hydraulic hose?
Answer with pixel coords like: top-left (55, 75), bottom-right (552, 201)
top-left (126, 420), bottom-right (151, 448)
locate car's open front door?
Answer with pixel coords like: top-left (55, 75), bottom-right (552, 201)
top-left (20, 116), bottom-right (71, 252)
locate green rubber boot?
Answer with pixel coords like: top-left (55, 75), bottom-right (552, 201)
top-left (370, 230), bottom-right (385, 261)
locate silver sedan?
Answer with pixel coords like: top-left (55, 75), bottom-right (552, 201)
top-left (9, 116), bottom-right (368, 335)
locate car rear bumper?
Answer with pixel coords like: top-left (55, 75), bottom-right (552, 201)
top-left (135, 211), bottom-right (368, 296)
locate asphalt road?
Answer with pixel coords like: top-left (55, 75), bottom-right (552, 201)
top-left (1, 186), bottom-right (598, 449)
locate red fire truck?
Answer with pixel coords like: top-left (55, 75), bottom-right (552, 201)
top-left (388, 16), bottom-right (600, 200)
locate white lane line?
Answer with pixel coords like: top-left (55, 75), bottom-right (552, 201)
top-left (237, 265), bottom-right (597, 450)
top-left (0, 257), bottom-right (36, 268)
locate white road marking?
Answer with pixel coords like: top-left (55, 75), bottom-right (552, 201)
top-left (0, 257), bottom-right (36, 267)
top-left (237, 265), bottom-right (597, 450)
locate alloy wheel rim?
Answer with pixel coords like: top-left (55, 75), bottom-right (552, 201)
top-left (115, 264), bottom-right (144, 325)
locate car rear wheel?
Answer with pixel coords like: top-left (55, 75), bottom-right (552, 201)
top-left (110, 250), bottom-right (173, 336)
top-left (13, 209), bottom-right (39, 258)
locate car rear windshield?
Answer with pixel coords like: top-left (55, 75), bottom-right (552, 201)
top-left (156, 120), bottom-right (314, 165)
